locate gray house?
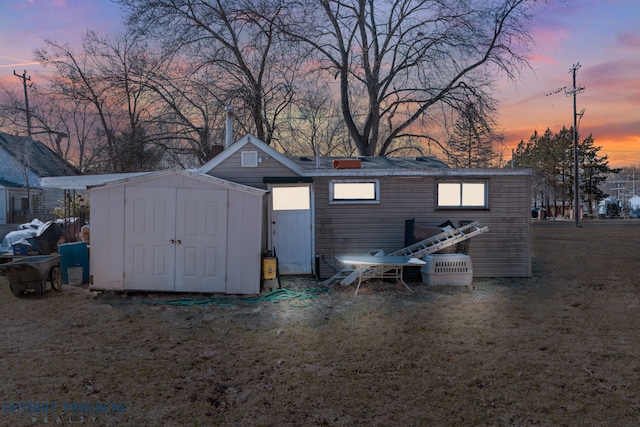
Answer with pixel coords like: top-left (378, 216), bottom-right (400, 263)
top-left (197, 134), bottom-right (532, 279)
top-left (0, 132), bottom-right (79, 224)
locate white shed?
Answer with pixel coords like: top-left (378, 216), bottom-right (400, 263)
top-left (87, 169), bottom-right (266, 294)
top-left (628, 195), bottom-right (640, 218)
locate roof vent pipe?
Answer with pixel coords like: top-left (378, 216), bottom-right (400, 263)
top-left (225, 105), bottom-right (233, 148)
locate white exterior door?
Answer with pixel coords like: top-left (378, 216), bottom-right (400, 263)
top-left (124, 187), bottom-right (176, 291)
top-left (175, 189), bottom-right (227, 293)
top-left (271, 185), bottom-right (312, 275)
top-left (124, 187), bottom-right (228, 292)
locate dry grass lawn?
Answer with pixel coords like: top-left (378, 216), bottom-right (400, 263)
top-left (1, 220), bottom-right (640, 426)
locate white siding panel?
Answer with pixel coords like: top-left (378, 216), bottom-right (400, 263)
top-left (226, 190), bottom-right (262, 294)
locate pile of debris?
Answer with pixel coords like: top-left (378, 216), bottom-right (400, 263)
top-left (0, 219), bottom-right (63, 256)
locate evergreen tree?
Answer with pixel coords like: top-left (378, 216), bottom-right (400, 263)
top-left (580, 134), bottom-right (621, 214)
top-left (513, 127), bottom-right (617, 217)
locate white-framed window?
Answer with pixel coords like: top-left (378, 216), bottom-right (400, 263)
top-left (437, 181), bottom-right (488, 209)
top-left (241, 150), bottom-right (258, 167)
top-left (330, 180), bottom-right (379, 204)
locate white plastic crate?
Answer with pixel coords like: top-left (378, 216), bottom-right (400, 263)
top-left (421, 254), bottom-right (473, 286)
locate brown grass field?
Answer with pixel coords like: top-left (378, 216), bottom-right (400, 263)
top-left (1, 219), bottom-right (640, 426)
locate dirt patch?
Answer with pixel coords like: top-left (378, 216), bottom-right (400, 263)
top-left (1, 220), bottom-right (640, 426)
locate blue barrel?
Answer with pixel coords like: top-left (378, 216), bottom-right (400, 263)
top-left (58, 242), bottom-right (90, 284)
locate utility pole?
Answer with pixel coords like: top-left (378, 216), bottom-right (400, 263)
top-left (546, 64), bottom-right (585, 226)
top-left (13, 70), bottom-right (32, 139)
top-left (567, 63), bottom-right (585, 227)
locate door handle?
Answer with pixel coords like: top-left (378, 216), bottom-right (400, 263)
top-left (176, 240), bottom-right (181, 245)
top-left (170, 239), bottom-right (175, 244)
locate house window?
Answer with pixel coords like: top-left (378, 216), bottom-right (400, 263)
top-left (437, 181), bottom-right (488, 209)
top-left (272, 186), bottom-right (310, 211)
top-left (241, 151), bottom-right (258, 167)
top-left (330, 180), bottom-right (379, 204)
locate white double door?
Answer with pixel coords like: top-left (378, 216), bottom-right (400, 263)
top-left (124, 187), bottom-right (228, 292)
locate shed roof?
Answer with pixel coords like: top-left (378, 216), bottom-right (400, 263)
top-left (91, 169), bottom-right (267, 196)
top-left (41, 172), bottom-right (154, 190)
top-left (41, 169), bottom-right (268, 196)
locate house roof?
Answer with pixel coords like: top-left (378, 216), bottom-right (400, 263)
top-left (0, 178), bottom-right (29, 189)
top-left (198, 133), bottom-right (452, 176)
top-left (0, 132), bottom-right (79, 178)
top-left (291, 155), bottom-right (449, 171)
top-left (197, 133), bottom-right (305, 175)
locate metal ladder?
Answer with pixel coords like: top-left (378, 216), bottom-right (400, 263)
top-left (321, 249), bottom-right (384, 286)
top-left (322, 221), bottom-right (489, 286)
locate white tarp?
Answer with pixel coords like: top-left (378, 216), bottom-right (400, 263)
top-left (0, 219), bottom-right (61, 253)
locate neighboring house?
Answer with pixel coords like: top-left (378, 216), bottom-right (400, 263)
top-left (198, 134), bottom-right (533, 279)
top-left (0, 132), bottom-right (79, 224)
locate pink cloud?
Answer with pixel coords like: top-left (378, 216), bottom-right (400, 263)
top-left (617, 32), bottom-right (640, 48)
top-left (529, 54), bottom-right (557, 65)
top-left (582, 60), bottom-right (640, 106)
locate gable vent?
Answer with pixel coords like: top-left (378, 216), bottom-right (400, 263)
top-left (241, 151), bottom-right (258, 167)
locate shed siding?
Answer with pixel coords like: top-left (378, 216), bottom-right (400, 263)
top-left (314, 174), bottom-right (531, 278)
top-left (209, 143), bottom-right (300, 189)
top-left (89, 172), bottom-right (264, 293)
top-left (226, 190), bottom-right (263, 293)
top-left (90, 185), bottom-right (126, 290)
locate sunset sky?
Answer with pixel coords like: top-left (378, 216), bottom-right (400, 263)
top-left (1, 0), bottom-right (639, 167)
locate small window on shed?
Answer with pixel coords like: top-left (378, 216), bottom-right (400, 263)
top-left (241, 151), bottom-right (258, 167)
top-left (437, 181), bottom-right (488, 209)
top-left (330, 180), bottom-right (379, 204)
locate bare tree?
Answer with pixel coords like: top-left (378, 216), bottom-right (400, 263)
top-left (280, 0), bottom-right (535, 156)
top-left (0, 84), bottom-right (28, 133)
top-left (275, 78), bottom-right (354, 157)
top-left (121, 0), bottom-right (304, 146)
top-left (35, 31), bottom-right (164, 172)
top-left (132, 52), bottom-right (228, 167)
top-left (0, 82), bottom-right (75, 167)
top-left (446, 103), bottom-right (500, 168)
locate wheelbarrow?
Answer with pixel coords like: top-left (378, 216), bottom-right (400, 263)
top-left (0, 254), bottom-right (62, 297)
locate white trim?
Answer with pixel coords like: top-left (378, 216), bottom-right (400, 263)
top-left (94, 169), bottom-right (268, 196)
top-left (40, 172), bottom-right (152, 190)
top-left (329, 179), bottom-right (380, 204)
top-left (436, 180), bottom-right (489, 209)
top-left (197, 133), bottom-right (304, 175)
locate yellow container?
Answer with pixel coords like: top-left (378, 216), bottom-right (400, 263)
top-left (262, 257), bottom-right (277, 279)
